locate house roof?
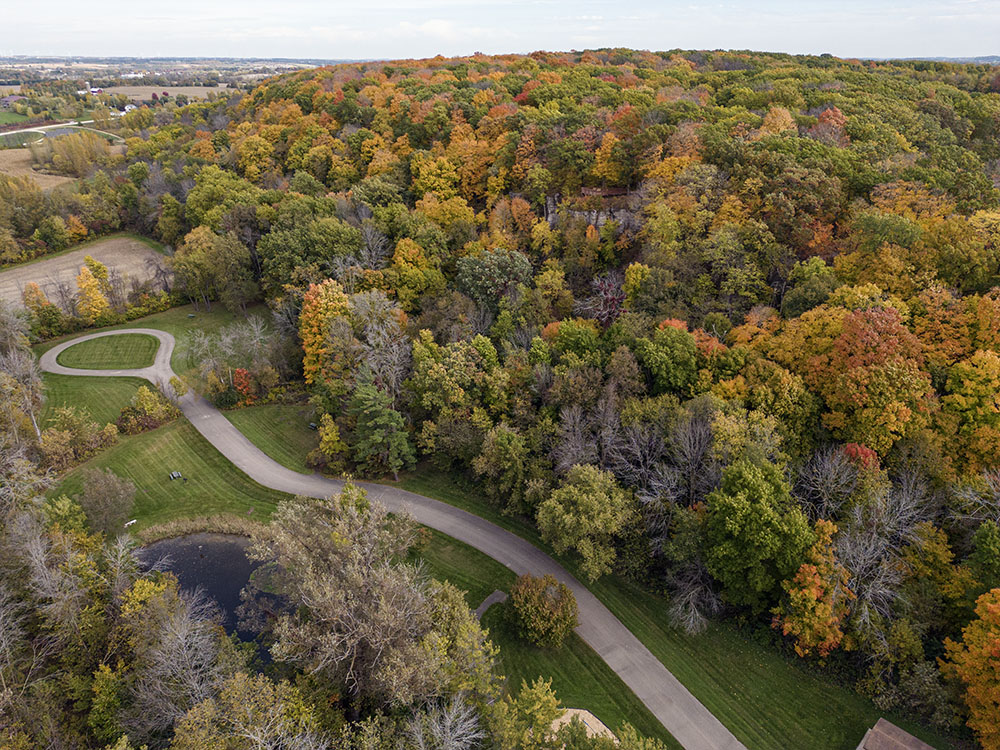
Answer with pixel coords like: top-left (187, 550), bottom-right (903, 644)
top-left (0, 95), bottom-right (26, 103)
top-left (857, 719), bottom-right (936, 750)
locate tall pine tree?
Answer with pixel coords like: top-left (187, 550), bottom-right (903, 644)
top-left (347, 378), bottom-right (415, 480)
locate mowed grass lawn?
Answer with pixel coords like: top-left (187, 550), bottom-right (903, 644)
top-left (56, 332), bottom-right (159, 369)
top-left (51, 419), bottom-right (290, 531)
top-left (41, 373), bottom-right (145, 426)
top-left (416, 531), bottom-right (678, 748)
top-left (35, 302), bottom-right (267, 377)
top-left (398, 471), bottom-right (956, 750)
top-left (224, 404), bottom-right (317, 474)
top-left (0, 111), bottom-right (28, 125)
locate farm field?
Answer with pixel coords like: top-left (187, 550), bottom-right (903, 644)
top-left (0, 233), bottom-right (168, 306)
top-left (0, 147), bottom-right (75, 189)
top-left (56, 332), bottom-right (159, 369)
top-left (104, 85), bottom-right (229, 100)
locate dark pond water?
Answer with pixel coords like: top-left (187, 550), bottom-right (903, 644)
top-left (138, 533), bottom-right (258, 633)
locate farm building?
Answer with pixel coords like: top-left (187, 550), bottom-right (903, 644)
top-left (855, 719), bottom-right (935, 750)
top-left (0, 95), bottom-right (26, 108)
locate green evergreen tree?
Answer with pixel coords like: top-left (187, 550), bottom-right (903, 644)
top-left (348, 379), bottom-right (415, 480)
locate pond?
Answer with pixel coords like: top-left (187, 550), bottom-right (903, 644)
top-left (138, 533), bottom-right (259, 634)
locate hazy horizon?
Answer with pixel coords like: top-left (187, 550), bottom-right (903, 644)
top-left (4, 0), bottom-right (998, 62)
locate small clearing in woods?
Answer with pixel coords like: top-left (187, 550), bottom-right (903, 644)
top-left (0, 235), bottom-right (169, 307)
top-left (0, 148), bottom-right (75, 190)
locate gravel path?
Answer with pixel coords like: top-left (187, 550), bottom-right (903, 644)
top-left (40, 329), bottom-right (747, 750)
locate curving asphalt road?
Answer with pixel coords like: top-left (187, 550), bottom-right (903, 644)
top-left (40, 329), bottom-right (747, 750)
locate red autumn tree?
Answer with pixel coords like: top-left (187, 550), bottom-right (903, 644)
top-left (821, 307), bottom-right (933, 454)
top-left (772, 519), bottom-right (854, 658)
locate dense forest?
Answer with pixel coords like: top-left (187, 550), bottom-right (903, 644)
top-left (5, 48), bottom-right (1000, 748)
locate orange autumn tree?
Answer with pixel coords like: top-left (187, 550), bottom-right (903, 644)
top-left (821, 307), bottom-right (933, 455)
top-left (942, 589), bottom-right (1000, 750)
top-left (298, 279), bottom-right (349, 385)
top-left (772, 519), bottom-right (854, 658)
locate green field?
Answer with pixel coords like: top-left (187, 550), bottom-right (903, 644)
top-left (416, 531), bottom-right (678, 747)
top-left (224, 404), bottom-right (317, 474)
top-left (0, 131), bottom-right (41, 149)
top-left (398, 471), bottom-right (956, 750)
top-left (56, 332), bottom-right (159, 370)
top-left (0, 112), bottom-right (28, 125)
top-left (51, 419), bottom-right (290, 530)
top-left (416, 530), bottom-right (517, 607)
top-left (41, 373), bottom-right (144, 426)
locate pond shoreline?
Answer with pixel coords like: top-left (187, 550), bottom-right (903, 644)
top-left (138, 531), bottom-right (259, 635)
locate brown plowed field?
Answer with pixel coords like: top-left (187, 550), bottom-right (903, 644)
top-left (0, 236), bottom-right (168, 307)
top-left (0, 148), bottom-right (75, 190)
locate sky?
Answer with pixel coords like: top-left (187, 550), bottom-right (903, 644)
top-left (3, 0), bottom-right (1000, 61)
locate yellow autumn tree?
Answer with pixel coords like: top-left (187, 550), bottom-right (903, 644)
top-left (75, 265), bottom-right (111, 323)
top-left (757, 106), bottom-right (797, 138)
top-left (593, 132), bottom-right (625, 185)
top-left (66, 215), bottom-right (88, 243)
top-left (83, 255), bottom-right (111, 295)
top-left (298, 279), bottom-right (350, 385)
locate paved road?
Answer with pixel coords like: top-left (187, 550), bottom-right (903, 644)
top-left (1, 119), bottom-right (95, 139)
top-left (40, 329), bottom-right (747, 750)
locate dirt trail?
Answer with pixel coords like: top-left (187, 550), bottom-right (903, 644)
top-left (0, 236), bottom-right (168, 307)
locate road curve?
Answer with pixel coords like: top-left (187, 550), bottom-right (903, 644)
top-left (40, 329), bottom-right (747, 750)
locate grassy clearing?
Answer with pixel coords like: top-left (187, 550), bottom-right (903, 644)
top-left (224, 404), bottom-right (317, 474)
top-left (41, 373), bottom-right (144, 426)
top-left (50, 419), bottom-right (290, 531)
top-left (0, 112), bottom-right (28, 125)
top-left (0, 131), bottom-right (42, 148)
top-left (35, 302), bottom-right (265, 376)
top-left (56, 332), bottom-right (158, 370)
top-left (416, 529), bottom-right (517, 607)
top-left (482, 606), bottom-right (680, 749)
top-left (416, 530), bottom-right (678, 748)
top-left (398, 470), bottom-right (955, 750)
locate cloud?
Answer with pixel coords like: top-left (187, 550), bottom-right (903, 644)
top-left (2, 0), bottom-right (998, 59)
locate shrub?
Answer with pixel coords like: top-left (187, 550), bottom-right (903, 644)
top-left (509, 573), bottom-right (579, 649)
top-left (116, 386), bottom-right (180, 434)
top-left (39, 407), bottom-right (117, 469)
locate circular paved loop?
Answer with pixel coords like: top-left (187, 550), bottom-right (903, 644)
top-left (41, 329), bottom-right (746, 750)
